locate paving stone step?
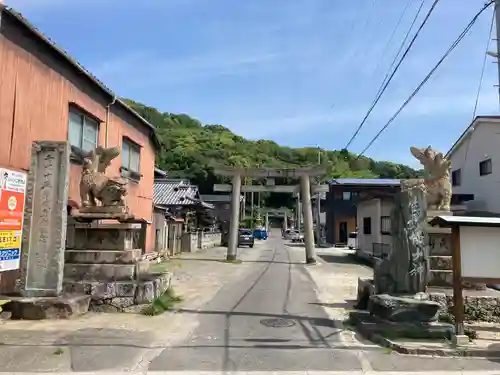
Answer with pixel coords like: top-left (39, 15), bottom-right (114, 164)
top-left (64, 260), bottom-right (150, 282)
top-left (65, 249), bottom-right (142, 264)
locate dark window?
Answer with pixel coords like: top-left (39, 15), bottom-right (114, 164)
top-left (68, 107), bottom-right (98, 152)
top-left (342, 192), bottom-right (351, 200)
top-left (381, 216), bottom-right (391, 235)
top-left (479, 159), bottom-right (492, 176)
top-left (451, 169), bottom-right (461, 186)
top-left (122, 137), bottom-right (141, 180)
top-left (363, 217), bottom-right (371, 235)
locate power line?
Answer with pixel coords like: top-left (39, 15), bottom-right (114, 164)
top-left (356, 1), bottom-right (495, 159)
top-left (462, 10), bottom-right (495, 175)
top-left (370, 0), bottom-right (415, 80)
top-left (331, 0), bottom-right (379, 109)
top-left (371, 0), bottom-right (426, 103)
top-left (343, 0), bottom-right (439, 150)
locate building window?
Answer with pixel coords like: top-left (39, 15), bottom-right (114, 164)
top-left (381, 216), bottom-right (391, 235)
top-left (479, 158), bottom-right (492, 176)
top-left (451, 169), bottom-right (461, 186)
top-left (342, 192), bottom-right (351, 200)
top-left (121, 137), bottom-right (141, 180)
top-left (68, 108), bottom-right (99, 153)
top-left (363, 217), bottom-right (371, 235)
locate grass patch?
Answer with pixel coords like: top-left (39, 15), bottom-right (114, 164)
top-left (0, 299), bottom-right (10, 313)
top-left (53, 348), bottom-right (64, 355)
top-left (150, 259), bottom-right (183, 273)
top-left (141, 287), bottom-right (183, 316)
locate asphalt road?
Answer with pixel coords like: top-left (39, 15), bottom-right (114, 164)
top-left (147, 236), bottom-right (500, 372)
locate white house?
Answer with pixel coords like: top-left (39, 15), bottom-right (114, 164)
top-left (447, 116), bottom-right (500, 215)
top-left (357, 197), bottom-right (394, 257)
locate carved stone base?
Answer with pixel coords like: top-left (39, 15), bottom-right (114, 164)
top-left (368, 294), bottom-right (441, 323)
top-left (71, 206), bottom-right (136, 223)
top-left (79, 205), bottom-right (129, 214)
top-left (349, 310), bottom-right (454, 341)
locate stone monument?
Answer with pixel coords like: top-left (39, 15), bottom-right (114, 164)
top-left (5, 141), bottom-right (90, 319)
top-left (64, 146), bottom-right (171, 311)
top-left (352, 146), bottom-right (454, 341)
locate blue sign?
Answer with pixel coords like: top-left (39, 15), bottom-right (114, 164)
top-left (0, 248), bottom-right (20, 261)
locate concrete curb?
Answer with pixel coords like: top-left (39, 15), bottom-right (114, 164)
top-left (354, 322), bottom-right (500, 358)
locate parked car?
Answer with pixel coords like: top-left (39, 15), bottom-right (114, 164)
top-left (283, 229), bottom-right (292, 240)
top-left (238, 228), bottom-right (254, 248)
top-left (347, 231), bottom-right (358, 249)
top-left (290, 230), bottom-right (304, 243)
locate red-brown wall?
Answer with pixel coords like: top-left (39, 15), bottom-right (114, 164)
top-left (0, 11), bottom-right (156, 291)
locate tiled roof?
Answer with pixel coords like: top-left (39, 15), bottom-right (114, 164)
top-left (330, 178), bottom-right (401, 186)
top-left (0, 6), bottom-right (160, 148)
top-left (153, 180), bottom-right (199, 206)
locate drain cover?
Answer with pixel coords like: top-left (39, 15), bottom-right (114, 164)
top-left (260, 318), bottom-right (296, 328)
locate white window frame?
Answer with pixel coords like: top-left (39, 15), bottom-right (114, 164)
top-left (68, 107), bottom-right (99, 152)
top-left (122, 137), bottom-right (141, 174)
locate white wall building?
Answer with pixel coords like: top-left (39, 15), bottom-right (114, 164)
top-left (356, 198), bottom-right (393, 256)
top-left (447, 116), bottom-right (500, 215)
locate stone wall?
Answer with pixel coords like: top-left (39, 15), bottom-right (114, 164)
top-left (200, 232), bottom-right (222, 249)
top-left (182, 231), bottom-right (222, 252)
top-left (429, 292), bottom-right (500, 322)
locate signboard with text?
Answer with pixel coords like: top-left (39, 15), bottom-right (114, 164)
top-left (0, 168), bottom-right (27, 272)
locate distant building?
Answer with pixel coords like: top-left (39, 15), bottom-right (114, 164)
top-left (447, 115), bottom-right (499, 215)
top-left (325, 179), bottom-right (400, 245)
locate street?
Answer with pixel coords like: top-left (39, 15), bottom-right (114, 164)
top-left (147, 234), bottom-right (500, 373)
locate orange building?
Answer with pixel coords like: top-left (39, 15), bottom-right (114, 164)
top-left (0, 6), bottom-right (159, 290)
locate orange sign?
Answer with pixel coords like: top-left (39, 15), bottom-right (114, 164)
top-left (0, 169), bottom-right (27, 272)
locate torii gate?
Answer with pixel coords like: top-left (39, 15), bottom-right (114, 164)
top-left (214, 167), bottom-right (326, 264)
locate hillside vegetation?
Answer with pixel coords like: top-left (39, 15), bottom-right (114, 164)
top-left (125, 99), bottom-right (421, 196)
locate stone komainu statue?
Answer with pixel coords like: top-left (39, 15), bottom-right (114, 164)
top-left (402, 146), bottom-right (452, 212)
top-left (79, 146), bottom-right (128, 208)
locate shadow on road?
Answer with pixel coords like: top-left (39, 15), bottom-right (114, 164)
top-left (317, 253), bottom-right (365, 266)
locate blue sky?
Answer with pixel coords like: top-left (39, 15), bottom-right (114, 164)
top-left (6, 0), bottom-right (500, 168)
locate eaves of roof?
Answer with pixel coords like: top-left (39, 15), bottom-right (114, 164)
top-left (446, 115), bottom-right (500, 158)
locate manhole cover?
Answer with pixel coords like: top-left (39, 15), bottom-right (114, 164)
top-left (260, 318), bottom-right (296, 328)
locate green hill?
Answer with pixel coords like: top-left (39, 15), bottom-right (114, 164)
top-left (124, 99), bottom-right (421, 198)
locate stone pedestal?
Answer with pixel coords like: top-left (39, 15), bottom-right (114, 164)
top-left (63, 222), bottom-right (171, 311)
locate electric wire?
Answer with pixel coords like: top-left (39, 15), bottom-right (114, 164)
top-left (343, 0), bottom-right (439, 150)
top-left (356, 1), bottom-right (495, 158)
top-left (331, 0), bottom-right (378, 109)
top-left (370, 0), bottom-right (414, 80)
top-left (371, 0), bottom-right (426, 102)
top-left (461, 10), bottom-right (495, 177)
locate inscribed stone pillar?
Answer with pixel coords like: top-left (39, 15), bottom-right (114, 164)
top-left (374, 186), bottom-right (429, 294)
top-left (18, 141), bottom-right (70, 297)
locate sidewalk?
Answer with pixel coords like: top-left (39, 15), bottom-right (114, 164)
top-left (0, 244), bottom-right (267, 372)
top-left (303, 246), bottom-right (500, 358)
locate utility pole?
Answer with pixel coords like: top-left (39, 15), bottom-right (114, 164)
top-left (315, 146), bottom-right (322, 245)
top-left (495, 0), bottom-right (500, 107)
